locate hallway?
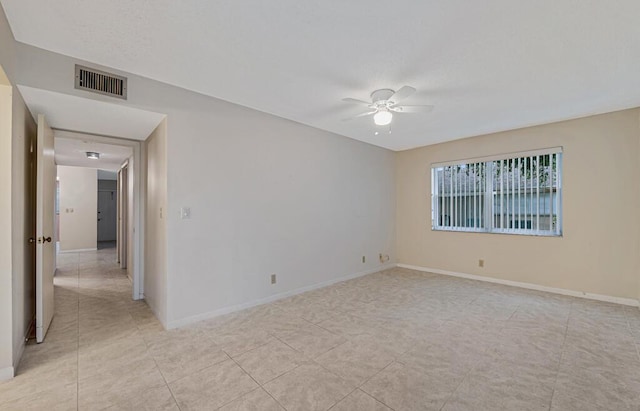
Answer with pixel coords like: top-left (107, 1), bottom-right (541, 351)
top-left (0, 248), bottom-right (168, 410)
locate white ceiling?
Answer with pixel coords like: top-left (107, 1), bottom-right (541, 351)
top-left (5, 1), bottom-right (640, 150)
top-left (55, 130), bottom-right (133, 171)
top-left (17, 85), bottom-right (165, 140)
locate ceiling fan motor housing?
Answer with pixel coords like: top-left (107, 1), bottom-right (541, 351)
top-left (370, 89), bottom-right (395, 104)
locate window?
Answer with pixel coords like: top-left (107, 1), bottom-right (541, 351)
top-left (431, 148), bottom-right (562, 236)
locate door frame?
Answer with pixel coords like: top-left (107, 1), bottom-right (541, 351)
top-left (117, 162), bottom-right (129, 271)
top-left (55, 129), bottom-right (144, 300)
top-left (97, 182), bottom-right (118, 243)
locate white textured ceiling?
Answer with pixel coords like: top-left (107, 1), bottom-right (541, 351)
top-left (17, 85), bottom-right (165, 140)
top-left (55, 131), bottom-right (133, 171)
top-left (5, 1), bottom-right (640, 150)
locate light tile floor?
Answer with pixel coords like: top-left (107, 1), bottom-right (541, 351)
top-left (2, 248), bottom-right (640, 410)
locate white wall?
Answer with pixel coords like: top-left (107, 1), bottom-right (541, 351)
top-left (10, 42), bottom-right (398, 327)
top-left (165, 109), bottom-right (396, 326)
top-left (0, 7), bottom-right (15, 82)
top-left (144, 119), bottom-right (168, 326)
top-left (58, 166), bottom-right (97, 252)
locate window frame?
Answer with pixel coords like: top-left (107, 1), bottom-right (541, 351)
top-left (430, 147), bottom-right (563, 237)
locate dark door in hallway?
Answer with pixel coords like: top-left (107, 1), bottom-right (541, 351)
top-left (97, 188), bottom-right (117, 243)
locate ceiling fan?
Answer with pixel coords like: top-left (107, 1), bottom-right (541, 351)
top-left (342, 86), bottom-right (434, 126)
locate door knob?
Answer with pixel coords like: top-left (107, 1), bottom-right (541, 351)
top-left (43, 236), bottom-right (52, 243)
top-left (28, 238), bottom-right (35, 244)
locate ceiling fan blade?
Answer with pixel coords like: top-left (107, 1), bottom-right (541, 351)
top-left (342, 97), bottom-right (373, 106)
top-left (341, 110), bottom-right (377, 121)
top-left (388, 86), bottom-right (416, 104)
top-left (390, 105), bottom-right (434, 113)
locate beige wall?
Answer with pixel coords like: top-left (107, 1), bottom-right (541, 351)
top-left (637, 111), bottom-right (640, 302)
top-left (397, 108), bottom-right (640, 300)
top-left (144, 119), bottom-right (168, 326)
top-left (58, 166), bottom-right (97, 251)
top-left (11, 84), bottom-right (36, 370)
top-left (0, 81), bottom-right (14, 379)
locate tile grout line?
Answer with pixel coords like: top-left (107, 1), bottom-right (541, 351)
top-left (139, 314), bottom-right (182, 411)
top-left (437, 296), bottom-right (522, 411)
top-left (149, 355), bottom-right (182, 411)
top-left (325, 385), bottom-right (360, 411)
top-left (268, 320), bottom-right (401, 410)
top-left (229, 327), bottom-right (364, 410)
top-left (226, 355), bottom-right (290, 411)
top-left (547, 300), bottom-right (573, 411)
top-left (623, 308), bottom-right (640, 363)
top-left (75, 256), bottom-right (80, 411)
top-left (357, 360), bottom-right (398, 411)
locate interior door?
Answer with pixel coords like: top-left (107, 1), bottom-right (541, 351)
top-left (35, 114), bottom-right (56, 343)
top-left (97, 189), bottom-right (117, 242)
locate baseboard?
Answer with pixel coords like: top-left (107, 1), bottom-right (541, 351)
top-left (397, 263), bottom-right (640, 307)
top-left (58, 248), bottom-right (98, 253)
top-left (0, 366), bottom-right (14, 381)
top-left (167, 262), bottom-right (397, 329)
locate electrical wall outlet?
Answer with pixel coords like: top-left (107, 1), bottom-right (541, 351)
top-left (270, 274), bottom-right (276, 284)
top-left (479, 259), bottom-right (484, 268)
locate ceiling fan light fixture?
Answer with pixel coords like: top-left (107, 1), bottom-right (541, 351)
top-left (373, 109), bottom-right (393, 126)
top-left (86, 151), bottom-right (100, 160)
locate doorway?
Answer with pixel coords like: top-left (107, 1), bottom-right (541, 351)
top-left (54, 130), bottom-right (143, 300)
top-left (97, 170), bottom-right (118, 250)
top-left (13, 85), bottom-right (166, 346)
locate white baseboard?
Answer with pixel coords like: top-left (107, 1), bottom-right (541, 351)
top-left (167, 262), bottom-right (397, 329)
top-left (397, 263), bottom-right (640, 307)
top-left (0, 366), bottom-right (14, 381)
top-left (58, 248), bottom-right (98, 253)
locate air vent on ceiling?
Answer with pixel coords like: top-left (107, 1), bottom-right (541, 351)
top-left (75, 65), bottom-right (127, 99)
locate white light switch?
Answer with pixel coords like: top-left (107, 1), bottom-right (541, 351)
top-left (180, 207), bottom-right (191, 219)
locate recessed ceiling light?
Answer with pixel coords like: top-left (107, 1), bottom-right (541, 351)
top-left (86, 151), bottom-right (100, 159)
